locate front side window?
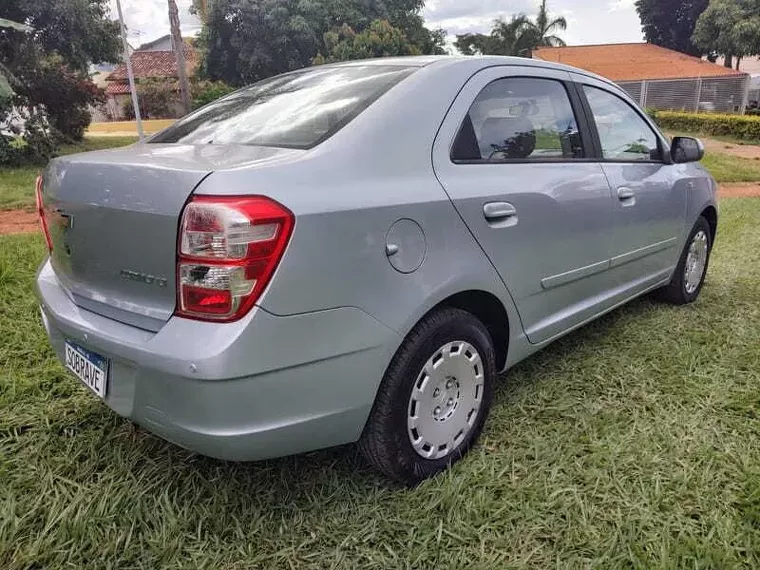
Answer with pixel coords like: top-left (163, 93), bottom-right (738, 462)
top-left (451, 77), bottom-right (584, 162)
top-left (583, 86), bottom-right (661, 161)
top-left (150, 65), bottom-right (416, 149)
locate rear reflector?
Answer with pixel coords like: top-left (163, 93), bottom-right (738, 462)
top-left (176, 196), bottom-right (294, 322)
top-left (35, 176), bottom-right (53, 252)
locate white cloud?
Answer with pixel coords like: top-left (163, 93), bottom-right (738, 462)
top-left (109, 0), bottom-right (201, 46)
top-left (608, 0), bottom-right (636, 11)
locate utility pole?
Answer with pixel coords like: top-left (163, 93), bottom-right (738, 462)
top-left (168, 0), bottom-right (192, 115)
top-left (115, 0), bottom-right (144, 140)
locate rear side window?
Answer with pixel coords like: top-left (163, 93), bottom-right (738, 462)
top-left (150, 65), bottom-right (416, 149)
top-left (451, 77), bottom-right (584, 162)
top-left (583, 85), bottom-right (661, 161)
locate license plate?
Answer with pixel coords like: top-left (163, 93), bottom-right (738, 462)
top-left (65, 341), bottom-right (108, 399)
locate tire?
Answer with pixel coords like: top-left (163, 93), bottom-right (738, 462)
top-left (658, 216), bottom-right (713, 305)
top-left (358, 307), bottom-right (496, 485)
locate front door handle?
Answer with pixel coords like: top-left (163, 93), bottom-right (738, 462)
top-left (617, 187), bottom-right (636, 206)
top-left (483, 202), bottom-right (518, 226)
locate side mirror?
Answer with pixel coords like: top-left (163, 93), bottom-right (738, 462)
top-left (671, 136), bottom-right (704, 163)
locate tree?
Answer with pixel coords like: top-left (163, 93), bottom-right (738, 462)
top-left (198, 0), bottom-right (445, 86)
top-left (0, 0), bottom-right (120, 146)
top-left (454, 33), bottom-right (494, 56)
top-left (3, 0), bottom-right (120, 72)
top-left (168, 0), bottom-right (191, 114)
top-left (635, 0), bottom-right (709, 56)
top-left (693, 0), bottom-right (760, 69)
top-left (455, 1), bottom-right (566, 57)
top-left (455, 16), bottom-right (533, 56)
top-left (314, 20), bottom-right (419, 63)
top-left (526, 0), bottom-right (567, 48)
top-left (0, 17), bottom-right (31, 100)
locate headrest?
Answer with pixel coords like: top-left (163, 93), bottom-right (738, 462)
top-left (479, 116), bottom-right (536, 159)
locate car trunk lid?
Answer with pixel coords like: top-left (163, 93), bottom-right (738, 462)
top-left (42, 143), bottom-right (301, 331)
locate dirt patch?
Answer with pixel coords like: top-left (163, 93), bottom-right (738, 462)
top-left (700, 137), bottom-right (760, 160)
top-left (0, 209), bottom-right (39, 235)
top-left (719, 183), bottom-right (760, 198)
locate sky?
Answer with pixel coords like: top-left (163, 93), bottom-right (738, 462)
top-left (109, 0), bottom-right (644, 48)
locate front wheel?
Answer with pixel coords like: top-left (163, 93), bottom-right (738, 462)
top-left (658, 216), bottom-right (713, 305)
top-left (358, 308), bottom-right (496, 485)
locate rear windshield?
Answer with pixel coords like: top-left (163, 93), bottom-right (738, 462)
top-left (150, 65), bottom-right (416, 149)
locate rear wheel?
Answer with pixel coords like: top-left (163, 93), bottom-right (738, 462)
top-left (658, 216), bottom-right (712, 305)
top-left (359, 308), bottom-right (496, 485)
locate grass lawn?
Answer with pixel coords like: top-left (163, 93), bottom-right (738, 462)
top-left (0, 136), bottom-right (137, 210)
top-left (1, 198), bottom-right (759, 568)
top-left (701, 153), bottom-right (760, 184)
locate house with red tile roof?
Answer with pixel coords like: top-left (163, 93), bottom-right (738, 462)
top-left (105, 36), bottom-right (197, 120)
top-left (534, 43), bottom-right (750, 113)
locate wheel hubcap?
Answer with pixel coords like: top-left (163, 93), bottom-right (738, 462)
top-left (407, 341), bottom-right (484, 460)
top-left (684, 230), bottom-right (708, 294)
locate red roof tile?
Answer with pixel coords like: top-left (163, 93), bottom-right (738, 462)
top-left (107, 44), bottom-right (196, 82)
top-left (534, 43), bottom-right (746, 81)
top-left (105, 82), bottom-right (131, 95)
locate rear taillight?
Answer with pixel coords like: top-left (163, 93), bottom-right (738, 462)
top-left (176, 195), bottom-right (294, 322)
top-left (35, 176), bottom-right (53, 252)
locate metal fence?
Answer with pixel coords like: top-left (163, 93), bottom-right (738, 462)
top-left (618, 75), bottom-right (750, 114)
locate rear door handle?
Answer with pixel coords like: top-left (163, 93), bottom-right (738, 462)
top-left (617, 187), bottom-right (636, 206)
top-left (483, 202), bottom-right (518, 226)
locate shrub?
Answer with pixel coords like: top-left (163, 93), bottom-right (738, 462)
top-left (123, 79), bottom-right (178, 120)
top-left (191, 80), bottom-right (235, 110)
top-left (650, 110), bottom-right (760, 141)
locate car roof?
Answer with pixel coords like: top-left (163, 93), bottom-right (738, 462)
top-left (327, 55), bottom-right (617, 90)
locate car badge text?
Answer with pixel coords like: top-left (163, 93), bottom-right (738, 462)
top-left (120, 270), bottom-right (168, 288)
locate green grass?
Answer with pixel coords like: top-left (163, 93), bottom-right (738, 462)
top-left (0, 167), bottom-right (40, 210)
top-left (1, 198), bottom-right (760, 568)
top-left (701, 152), bottom-right (760, 183)
top-left (0, 136), bottom-right (137, 210)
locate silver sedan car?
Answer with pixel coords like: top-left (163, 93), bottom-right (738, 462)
top-left (35, 56), bottom-right (717, 484)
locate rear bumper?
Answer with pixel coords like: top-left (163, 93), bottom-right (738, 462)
top-left (36, 259), bottom-right (399, 461)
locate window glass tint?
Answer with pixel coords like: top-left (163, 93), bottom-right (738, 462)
top-left (452, 77), bottom-right (584, 162)
top-left (150, 65), bottom-right (415, 149)
top-left (583, 85), bottom-right (660, 161)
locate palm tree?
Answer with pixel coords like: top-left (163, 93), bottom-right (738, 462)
top-left (526, 0), bottom-right (567, 48)
top-left (490, 15), bottom-right (535, 56)
top-left (455, 1), bottom-right (567, 57)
